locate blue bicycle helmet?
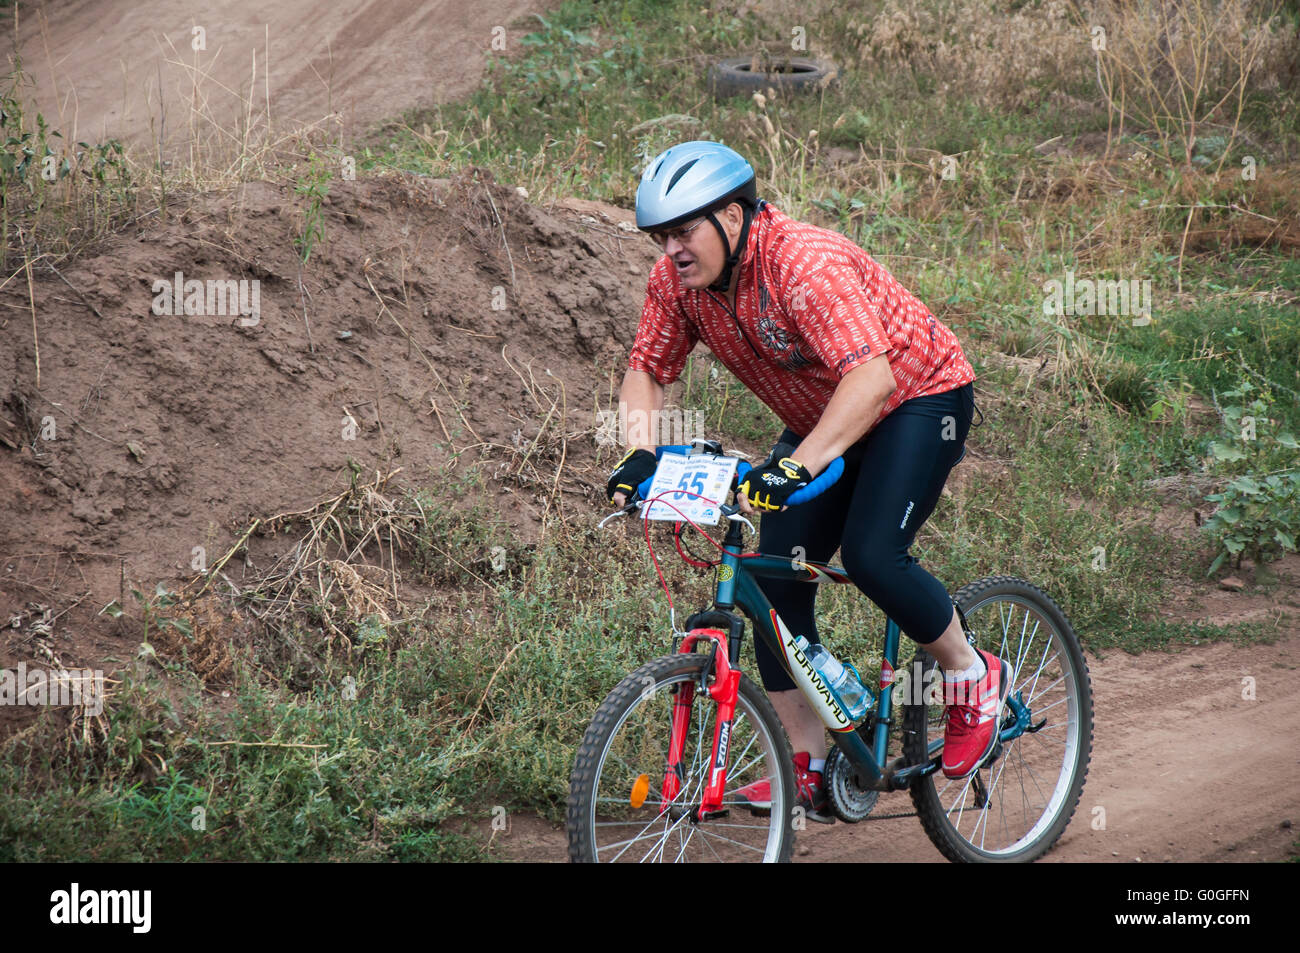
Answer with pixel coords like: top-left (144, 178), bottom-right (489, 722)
top-left (635, 140), bottom-right (759, 292)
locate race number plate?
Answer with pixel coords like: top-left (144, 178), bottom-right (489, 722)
top-left (643, 453), bottom-right (739, 525)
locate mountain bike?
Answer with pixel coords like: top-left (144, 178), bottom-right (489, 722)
top-left (566, 441), bottom-right (1093, 862)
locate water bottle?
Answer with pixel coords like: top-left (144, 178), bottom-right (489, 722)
top-left (794, 636), bottom-right (873, 722)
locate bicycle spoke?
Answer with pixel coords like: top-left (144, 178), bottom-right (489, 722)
top-left (1014, 646), bottom-right (1058, 695)
top-left (1024, 671), bottom-right (1066, 708)
top-left (670, 823), bottom-right (696, 863)
top-left (593, 818), bottom-right (672, 826)
top-left (1026, 719), bottom-right (1068, 734)
top-left (573, 656), bottom-right (802, 861)
top-left (700, 827), bottom-right (724, 862)
top-left (1028, 694), bottom-right (1069, 718)
top-left (641, 809), bottom-right (694, 863)
top-left (689, 826), bottom-right (769, 854)
top-left (727, 736), bottom-right (765, 784)
top-left (1011, 738), bottom-right (1052, 807)
top-left (1011, 613), bottom-right (1041, 684)
top-left (1021, 643), bottom-right (1058, 695)
top-left (942, 774), bottom-right (974, 827)
top-left (979, 752), bottom-right (1012, 850)
top-left (603, 812), bottom-right (678, 861)
top-left (691, 820), bottom-right (776, 829)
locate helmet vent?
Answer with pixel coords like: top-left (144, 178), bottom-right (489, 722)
top-left (665, 158), bottom-right (699, 195)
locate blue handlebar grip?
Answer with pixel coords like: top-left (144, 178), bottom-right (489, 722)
top-left (635, 447), bottom-right (844, 506)
top-left (734, 456), bottom-right (844, 506)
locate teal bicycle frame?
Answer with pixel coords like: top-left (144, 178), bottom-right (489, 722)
top-left (693, 518), bottom-right (1035, 792)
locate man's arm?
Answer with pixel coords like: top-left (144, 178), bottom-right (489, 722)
top-left (735, 355), bottom-right (894, 516)
top-left (620, 369), bottom-right (666, 453)
top-left (791, 354), bottom-right (896, 475)
top-left (610, 369), bottom-right (665, 506)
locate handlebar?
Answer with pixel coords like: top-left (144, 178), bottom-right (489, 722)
top-left (633, 444), bottom-right (844, 509)
top-left (736, 455), bottom-right (845, 506)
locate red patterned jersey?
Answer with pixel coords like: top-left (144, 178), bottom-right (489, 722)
top-left (628, 202), bottom-right (976, 437)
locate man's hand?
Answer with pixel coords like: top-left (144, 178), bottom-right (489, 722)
top-left (607, 447), bottom-right (657, 505)
top-left (737, 456), bottom-right (813, 513)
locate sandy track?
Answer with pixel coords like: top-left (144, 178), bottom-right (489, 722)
top-left (794, 626), bottom-right (1300, 863)
top-left (2, 0), bottom-right (560, 152)
top-left (493, 617), bottom-right (1300, 862)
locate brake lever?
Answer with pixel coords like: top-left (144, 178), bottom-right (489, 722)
top-left (725, 511), bottom-right (756, 533)
top-left (719, 500), bottom-right (756, 534)
top-left (597, 500), bottom-right (641, 529)
top-left (689, 438), bottom-right (725, 456)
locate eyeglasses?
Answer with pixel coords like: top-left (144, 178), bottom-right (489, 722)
top-left (649, 217), bottom-right (708, 249)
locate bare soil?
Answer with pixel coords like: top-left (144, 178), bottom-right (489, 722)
top-left (0, 172), bottom-right (658, 733)
top-left (1, 0), bottom-right (565, 155)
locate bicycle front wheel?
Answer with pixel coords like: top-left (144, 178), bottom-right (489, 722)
top-left (902, 576), bottom-right (1093, 862)
top-left (567, 653), bottom-right (795, 862)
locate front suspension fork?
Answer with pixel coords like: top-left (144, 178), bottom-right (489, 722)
top-left (662, 629), bottom-right (739, 816)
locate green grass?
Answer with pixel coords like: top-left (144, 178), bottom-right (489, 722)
top-left (1121, 266), bottom-right (1300, 435)
top-left (365, 0), bottom-right (1121, 215)
top-left (0, 529), bottom-right (684, 860)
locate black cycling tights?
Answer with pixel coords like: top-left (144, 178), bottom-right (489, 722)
top-left (752, 382), bottom-right (975, 693)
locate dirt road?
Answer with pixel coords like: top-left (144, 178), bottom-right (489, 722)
top-left (493, 599), bottom-right (1300, 862)
top-left (2, 0), bottom-right (559, 153)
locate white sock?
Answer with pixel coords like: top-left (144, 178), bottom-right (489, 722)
top-left (809, 758), bottom-right (826, 773)
top-left (943, 652), bottom-right (986, 683)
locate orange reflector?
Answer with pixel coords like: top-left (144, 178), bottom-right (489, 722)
top-left (630, 774), bottom-right (650, 809)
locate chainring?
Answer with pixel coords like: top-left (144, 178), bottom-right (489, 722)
top-left (824, 745), bottom-right (879, 823)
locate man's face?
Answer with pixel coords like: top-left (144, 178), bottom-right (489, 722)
top-left (659, 203), bottom-right (745, 291)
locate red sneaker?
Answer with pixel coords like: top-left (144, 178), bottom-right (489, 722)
top-left (940, 649), bottom-right (1011, 780)
top-left (734, 752), bottom-right (833, 823)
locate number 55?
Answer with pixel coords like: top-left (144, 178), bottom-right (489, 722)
top-left (676, 470), bottom-right (706, 500)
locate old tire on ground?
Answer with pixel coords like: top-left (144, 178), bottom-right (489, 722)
top-left (707, 56), bottom-right (838, 99)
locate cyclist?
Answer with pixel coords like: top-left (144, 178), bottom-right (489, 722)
top-left (606, 140), bottom-right (1008, 821)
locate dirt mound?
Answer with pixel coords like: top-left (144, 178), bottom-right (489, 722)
top-left (0, 169), bottom-right (657, 694)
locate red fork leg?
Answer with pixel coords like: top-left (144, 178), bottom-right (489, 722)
top-left (700, 668), bottom-right (740, 815)
top-left (663, 630), bottom-right (739, 815)
top-left (661, 679), bottom-right (694, 805)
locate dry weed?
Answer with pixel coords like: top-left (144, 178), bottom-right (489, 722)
top-left (151, 595), bottom-right (238, 686)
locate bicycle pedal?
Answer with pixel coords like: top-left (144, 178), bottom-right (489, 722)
top-left (804, 809), bottom-right (836, 826)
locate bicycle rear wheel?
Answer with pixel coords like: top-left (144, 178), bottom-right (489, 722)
top-left (567, 652), bottom-right (795, 862)
top-left (901, 576), bottom-right (1093, 862)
